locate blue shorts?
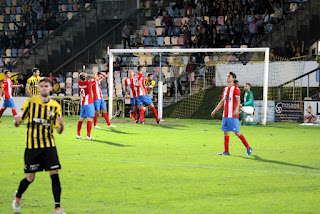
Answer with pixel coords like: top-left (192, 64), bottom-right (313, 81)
top-left (130, 98), bottom-right (137, 106)
top-left (80, 104), bottom-right (95, 118)
top-left (137, 94), bottom-right (153, 106)
top-left (3, 99), bottom-right (15, 108)
top-left (221, 117), bottom-right (240, 132)
top-left (94, 99), bottom-right (106, 111)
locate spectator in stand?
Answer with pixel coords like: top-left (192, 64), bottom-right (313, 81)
top-left (154, 6), bottom-right (164, 18)
top-left (0, 33), bottom-right (10, 49)
top-left (122, 23), bottom-right (133, 49)
top-left (269, 0), bottom-right (283, 24)
top-left (200, 27), bottom-right (210, 48)
top-left (182, 21), bottom-right (191, 48)
top-left (192, 34), bottom-right (201, 48)
top-left (49, 72), bottom-right (56, 81)
top-left (33, 5), bottom-right (44, 29)
top-left (52, 79), bottom-right (61, 96)
top-left (184, 0), bottom-right (194, 18)
top-left (58, 74), bottom-right (65, 84)
top-left (175, 0), bottom-right (184, 10)
top-left (211, 28), bottom-right (222, 48)
top-left (99, 58), bottom-right (109, 72)
top-left (291, 40), bottom-right (305, 58)
top-left (114, 57), bottom-right (121, 72)
top-left (17, 74), bottom-right (27, 96)
top-left (1, 57), bottom-right (17, 72)
top-left (133, 33), bottom-right (142, 47)
top-left (220, 2), bottom-right (228, 16)
top-left (233, 14), bottom-right (245, 45)
top-left (172, 5), bottom-right (180, 18)
top-left (161, 10), bottom-right (173, 37)
top-left (246, 12), bottom-right (266, 47)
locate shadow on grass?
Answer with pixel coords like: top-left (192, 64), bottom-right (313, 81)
top-left (233, 155), bottom-right (320, 170)
top-left (147, 123), bottom-right (187, 130)
top-left (92, 139), bottom-right (134, 147)
top-left (101, 128), bottom-right (134, 135)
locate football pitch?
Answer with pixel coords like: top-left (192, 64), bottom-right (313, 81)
top-left (0, 116), bottom-right (319, 213)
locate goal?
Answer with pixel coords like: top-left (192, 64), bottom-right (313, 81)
top-left (107, 48), bottom-right (270, 125)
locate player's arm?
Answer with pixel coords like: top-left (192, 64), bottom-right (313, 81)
top-left (0, 88), bottom-right (3, 100)
top-left (233, 97), bottom-right (240, 116)
top-left (211, 99), bottom-right (224, 118)
top-left (56, 117), bottom-right (64, 134)
top-left (139, 79), bottom-right (146, 96)
top-left (26, 79), bottom-right (32, 97)
top-left (87, 74), bottom-right (99, 81)
top-left (12, 84), bottom-right (24, 88)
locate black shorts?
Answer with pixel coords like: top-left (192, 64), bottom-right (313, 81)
top-left (24, 147), bottom-right (61, 173)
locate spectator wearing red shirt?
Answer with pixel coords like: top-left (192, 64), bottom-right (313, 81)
top-left (161, 10), bottom-right (173, 36)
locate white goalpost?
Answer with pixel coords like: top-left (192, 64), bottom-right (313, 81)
top-left (108, 48), bottom-right (270, 125)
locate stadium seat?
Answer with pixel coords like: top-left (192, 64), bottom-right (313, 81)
top-left (114, 72), bottom-right (120, 78)
top-left (67, 12), bottom-right (73, 20)
top-left (143, 27), bottom-right (150, 36)
top-left (101, 82), bottom-right (107, 88)
top-left (37, 30), bottom-right (43, 39)
top-left (72, 83), bottom-right (78, 89)
top-left (240, 45), bottom-right (248, 48)
top-left (66, 77), bottom-right (72, 83)
top-left (17, 48), bottom-right (23, 56)
top-left (174, 17), bottom-right (182, 26)
top-left (73, 3), bottom-right (79, 11)
top-left (72, 72), bottom-right (79, 78)
top-left (67, 4), bottom-right (73, 12)
top-left (225, 45), bottom-right (231, 48)
top-left (11, 48), bottom-right (17, 56)
top-left (151, 37), bottom-right (157, 46)
top-left (265, 24), bottom-right (273, 32)
top-left (85, 3), bottom-right (90, 10)
top-left (190, 26), bottom-right (196, 35)
top-left (6, 48), bottom-right (11, 56)
top-left (149, 27), bottom-right (156, 36)
top-left (15, 14), bottom-right (20, 22)
top-left (10, 14), bottom-right (15, 21)
top-left (171, 36), bottom-right (178, 45)
top-left (0, 23), bottom-right (3, 31)
top-left (65, 88), bottom-right (72, 96)
top-left (210, 16), bottom-right (216, 23)
top-left (144, 37), bottom-right (151, 46)
top-left (164, 37), bottom-right (170, 45)
top-left (5, 7), bottom-right (10, 14)
top-left (58, 93), bottom-right (65, 97)
top-left (11, 0), bottom-right (16, 5)
top-left (62, 4), bottom-right (67, 12)
top-left (138, 57), bottom-right (146, 65)
top-left (156, 27), bottom-right (163, 36)
top-left (155, 18), bottom-right (161, 27)
top-left (167, 9), bottom-right (173, 17)
top-left (73, 78), bottom-right (79, 83)
top-left (11, 6), bottom-right (15, 14)
top-left (247, 15), bottom-right (253, 22)
top-left (59, 83), bottom-right (66, 89)
top-left (58, 4), bottom-right (62, 11)
top-left (174, 27), bottom-right (181, 36)
top-left (16, 6), bottom-right (21, 14)
top-left (6, 0), bottom-right (11, 6)
top-left (102, 89), bottom-right (108, 96)
top-left (60, 12), bottom-right (67, 20)
top-left (0, 15), bottom-right (4, 22)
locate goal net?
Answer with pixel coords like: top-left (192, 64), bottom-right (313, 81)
top-left (108, 48), bottom-right (270, 125)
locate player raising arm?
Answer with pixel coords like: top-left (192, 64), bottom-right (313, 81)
top-left (211, 72), bottom-right (252, 156)
top-left (12, 78), bottom-right (66, 214)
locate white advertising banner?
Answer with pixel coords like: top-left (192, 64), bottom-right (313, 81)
top-left (303, 101), bottom-right (320, 124)
top-left (253, 100), bottom-right (275, 122)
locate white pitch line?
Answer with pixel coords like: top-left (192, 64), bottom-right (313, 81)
top-left (1, 152), bottom-right (319, 176)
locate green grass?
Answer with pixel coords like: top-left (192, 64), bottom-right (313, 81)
top-left (0, 116), bottom-right (320, 213)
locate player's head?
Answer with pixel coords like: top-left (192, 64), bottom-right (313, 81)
top-left (128, 69), bottom-right (134, 78)
top-left (233, 80), bottom-right (239, 87)
top-left (32, 67), bottom-right (40, 77)
top-left (38, 78), bottom-right (52, 97)
top-left (226, 72), bottom-right (236, 83)
top-left (244, 83), bottom-right (251, 91)
top-left (147, 73), bottom-right (154, 80)
top-left (4, 70), bottom-right (11, 77)
top-left (97, 71), bottom-right (102, 77)
top-left (137, 65), bottom-right (143, 73)
top-left (79, 73), bottom-right (87, 81)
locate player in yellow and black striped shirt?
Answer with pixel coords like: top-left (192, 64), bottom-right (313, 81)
top-left (12, 78), bottom-right (66, 214)
top-left (26, 68), bottom-right (41, 97)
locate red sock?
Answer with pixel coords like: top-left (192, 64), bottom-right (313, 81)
top-left (12, 109), bottom-right (17, 116)
top-left (77, 121), bottom-right (83, 136)
top-left (139, 109), bottom-right (145, 122)
top-left (0, 108), bottom-right (4, 118)
top-left (224, 136), bottom-right (229, 153)
top-left (94, 114), bottom-right (98, 126)
top-left (103, 113), bottom-right (111, 126)
top-left (239, 134), bottom-right (250, 149)
top-left (133, 110), bottom-right (137, 120)
top-left (151, 107), bottom-right (159, 122)
top-left (87, 121), bottom-right (92, 137)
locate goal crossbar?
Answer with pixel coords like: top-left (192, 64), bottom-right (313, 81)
top-left (108, 48), bottom-right (270, 125)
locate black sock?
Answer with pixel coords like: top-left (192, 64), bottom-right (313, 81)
top-left (51, 174), bottom-right (61, 209)
top-left (17, 178), bottom-right (32, 198)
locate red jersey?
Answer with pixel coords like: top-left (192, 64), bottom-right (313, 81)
top-left (124, 77), bottom-right (136, 98)
top-left (92, 76), bottom-right (104, 100)
top-left (1, 77), bottom-right (13, 100)
top-left (133, 73), bottom-right (148, 96)
top-left (222, 84), bottom-right (240, 118)
top-left (78, 79), bottom-right (95, 105)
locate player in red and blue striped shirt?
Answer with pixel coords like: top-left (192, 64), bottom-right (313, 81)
top-left (0, 70), bottom-right (24, 123)
top-left (211, 72), bottom-right (252, 155)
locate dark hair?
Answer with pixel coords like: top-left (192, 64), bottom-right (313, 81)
top-left (229, 72), bottom-right (236, 79)
top-left (79, 73), bottom-right (85, 81)
top-left (97, 72), bottom-right (102, 75)
top-left (148, 73), bottom-right (153, 77)
top-left (137, 65), bottom-right (143, 71)
top-left (233, 80), bottom-right (238, 84)
top-left (245, 83), bottom-right (251, 87)
top-left (39, 77), bottom-right (52, 86)
top-left (52, 79), bottom-right (57, 83)
top-left (4, 70), bottom-right (10, 75)
top-left (32, 67), bottom-right (39, 73)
